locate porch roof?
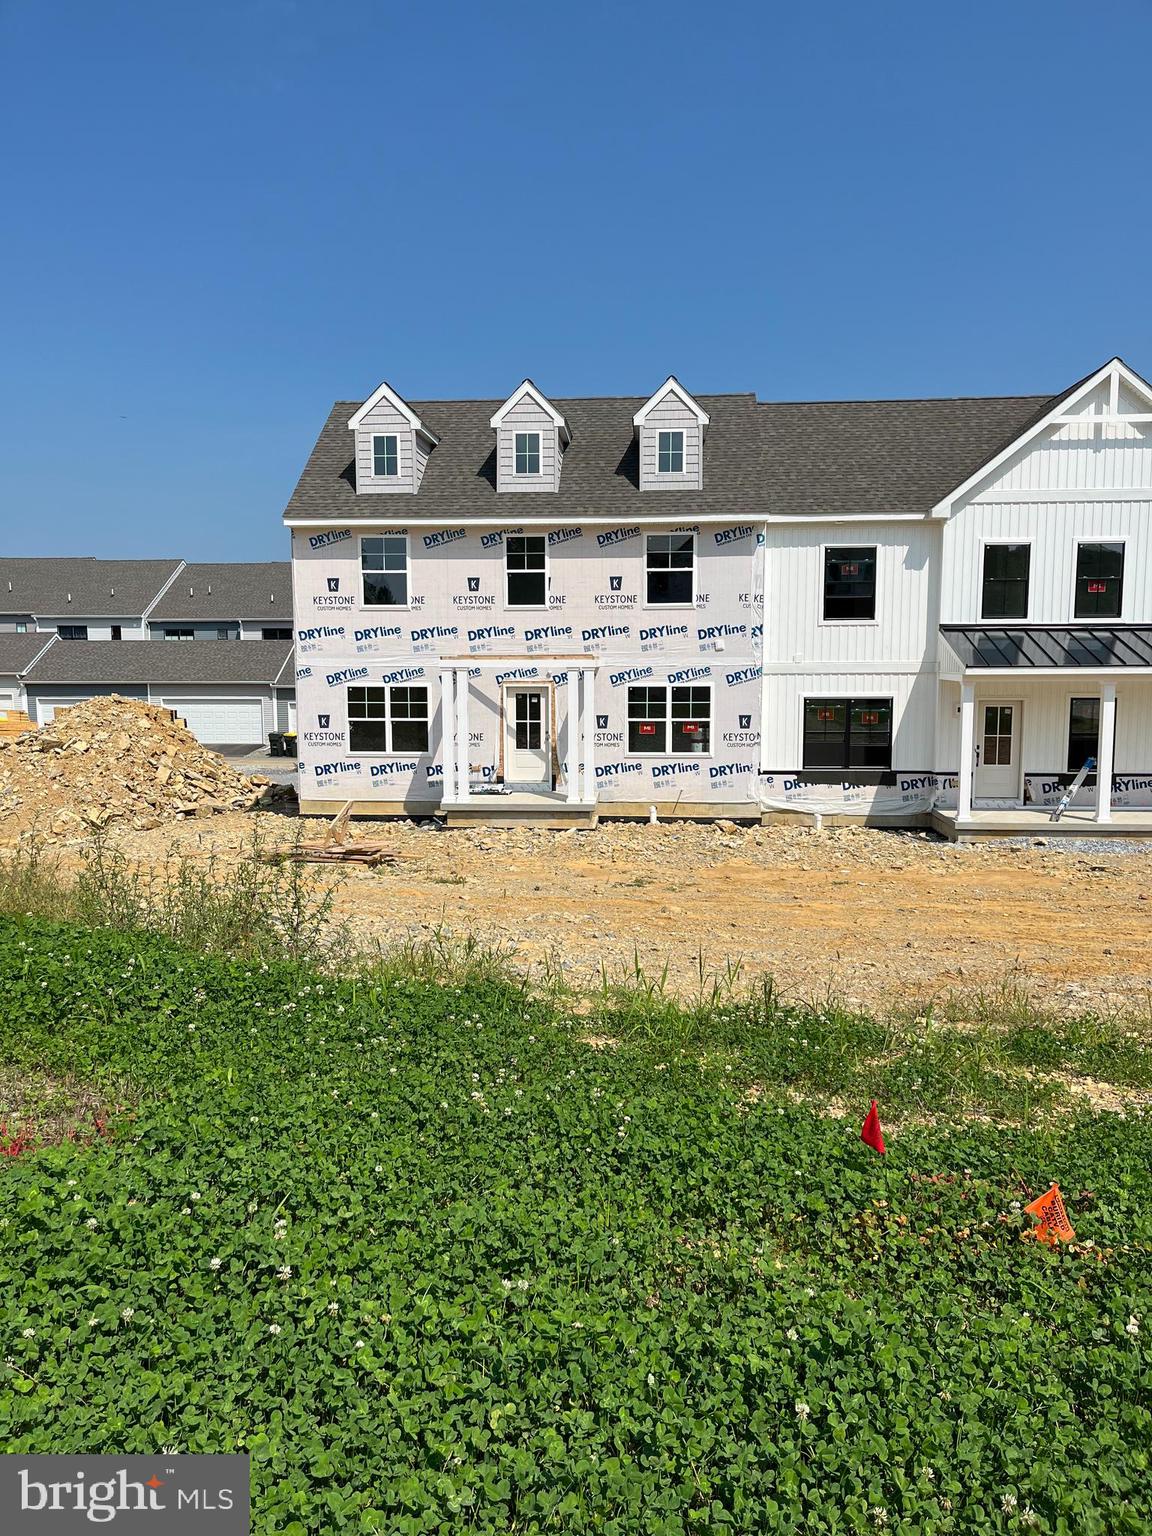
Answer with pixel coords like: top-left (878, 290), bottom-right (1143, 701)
top-left (941, 625), bottom-right (1152, 671)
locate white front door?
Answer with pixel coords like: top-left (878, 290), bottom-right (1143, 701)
top-left (974, 700), bottom-right (1022, 804)
top-left (504, 687), bottom-right (550, 785)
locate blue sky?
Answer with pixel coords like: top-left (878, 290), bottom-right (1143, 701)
top-left (2, 0), bottom-right (1150, 560)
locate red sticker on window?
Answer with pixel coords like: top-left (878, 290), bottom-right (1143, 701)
top-left (682, 723), bottom-right (699, 734)
top-left (1088, 581), bottom-right (1107, 594)
top-left (840, 563), bottom-right (860, 576)
top-left (858, 711), bottom-right (880, 726)
top-left (817, 708), bottom-right (837, 722)
top-left (638, 723), bottom-right (656, 735)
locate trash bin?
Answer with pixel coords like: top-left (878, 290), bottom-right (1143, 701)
top-left (268, 731), bottom-right (285, 757)
top-left (283, 732), bottom-right (297, 758)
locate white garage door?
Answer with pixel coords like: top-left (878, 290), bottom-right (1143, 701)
top-left (160, 698), bottom-right (265, 744)
top-left (37, 697), bottom-right (92, 724)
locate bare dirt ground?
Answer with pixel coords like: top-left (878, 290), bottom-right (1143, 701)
top-left (103, 811), bottom-right (1152, 1016)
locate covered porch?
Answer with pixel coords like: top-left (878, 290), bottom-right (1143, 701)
top-left (436, 656), bottom-right (600, 826)
top-left (939, 624), bottom-right (1152, 838)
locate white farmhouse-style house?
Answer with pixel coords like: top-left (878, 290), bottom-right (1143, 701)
top-left (284, 359), bottom-right (1152, 835)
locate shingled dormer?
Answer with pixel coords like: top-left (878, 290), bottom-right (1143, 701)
top-left (489, 381), bottom-right (570, 493)
top-left (633, 377), bottom-right (709, 491)
top-left (348, 381), bottom-right (438, 494)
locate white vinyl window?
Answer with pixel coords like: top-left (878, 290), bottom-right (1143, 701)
top-left (645, 532), bottom-right (695, 606)
top-left (506, 535), bottom-right (547, 606)
top-left (347, 684), bottom-right (429, 754)
top-left (361, 535), bottom-right (409, 607)
top-left (514, 432), bottom-right (541, 475)
top-left (658, 429), bottom-right (685, 474)
top-left (627, 684), bottom-right (711, 754)
top-left (372, 434), bottom-right (399, 477)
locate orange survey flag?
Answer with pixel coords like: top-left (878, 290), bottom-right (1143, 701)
top-left (1023, 1183), bottom-right (1075, 1245)
top-left (860, 1100), bottom-right (886, 1155)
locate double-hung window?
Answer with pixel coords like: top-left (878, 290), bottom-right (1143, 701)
top-left (981, 544), bottom-right (1030, 620)
top-left (361, 535), bottom-right (408, 607)
top-left (506, 535), bottom-right (547, 606)
top-left (1074, 542), bottom-right (1124, 619)
top-left (372, 434), bottom-right (399, 478)
top-left (627, 685), bottom-right (711, 754)
top-left (514, 432), bottom-right (541, 476)
top-left (657, 429), bottom-right (684, 473)
top-left (803, 698), bottom-right (892, 770)
top-left (645, 532), bottom-right (695, 606)
top-left (1067, 697), bottom-right (1101, 774)
top-left (347, 685), bottom-right (429, 754)
top-left (823, 547), bottom-right (877, 621)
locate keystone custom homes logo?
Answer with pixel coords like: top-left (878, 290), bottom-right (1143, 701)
top-left (2, 1454), bottom-right (249, 1532)
top-left (313, 575), bottom-right (354, 610)
top-left (307, 528), bottom-right (352, 550)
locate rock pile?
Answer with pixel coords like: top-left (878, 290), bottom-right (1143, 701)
top-left (0, 695), bottom-right (290, 840)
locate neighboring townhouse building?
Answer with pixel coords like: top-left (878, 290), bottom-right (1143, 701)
top-left (0, 638), bottom-right (295, 742)
top-left (146, 562), bottom-right (293, 640)
top-left (284, 359), bottom-right (1152, 835)
top-left (0, 558), bottom-right (185, 638)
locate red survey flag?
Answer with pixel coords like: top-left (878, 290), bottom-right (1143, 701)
top-left (860, 1100), bottom-right (886, 1154)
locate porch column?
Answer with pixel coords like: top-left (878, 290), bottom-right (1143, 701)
top-left (580, 666), bottom-right (596, 802)
top-left (439, 669), bottom-right (456, 803)
top-left (565, 670), bottom-right (581, 804)
top-left (957, 679), bottom-right (975, 823)
top-left (455, 667), bottom-right (470, 801)
top-left (1095, 681), bottom-right (1116, 824)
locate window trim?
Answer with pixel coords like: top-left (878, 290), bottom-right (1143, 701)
top-left (819, 544), bottom-right (879, 626)
top-left (1067, 693), bottom-right (1103, 777)
top-left (626, 681), bottom-right (714, 758)
top-left (56, 625), bottom-right (89, 641)
top-left (978, 539), bottom-right (1032, 622)
top-left (800, 695), bottom-right (894, 772)
top-left (371, 433), bottom-right (400, 479)
top-left (359, 532), bottom-right (411, 611)
top-left (1072, 538), bottom-right (1126, 621)
top-left (513, 430), bottom-right (543, 477)
top-left (643, 530), bottom-right (698, 610)
top-left (346, 682), bottom-right (430, 756)
top-left (504, 532), bottom-right (550, 610)
top-left (656, 428), bottom-right (687, 476)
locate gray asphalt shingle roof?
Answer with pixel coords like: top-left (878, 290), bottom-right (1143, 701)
top-left (283, 388), bottom-right (1063, 524)
top-left (24, 640), bottom-right (294, 686)
top-left (0, 633), bottom-right (58, 677)
top-left (0, 558), bottom-right (184, 617)
top-left (148, 562), bottom-right (293, 621)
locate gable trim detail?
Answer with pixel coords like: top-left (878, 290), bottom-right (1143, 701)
top-left (633, 376), bottom-right (711, 427)
top-left (348, 380), bottom-right (438, 440)
top-left (488, 380), bottom-right (570, 441)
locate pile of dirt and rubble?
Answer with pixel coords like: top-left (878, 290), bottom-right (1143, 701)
top-left (0, 696), bottom-right (289, 841)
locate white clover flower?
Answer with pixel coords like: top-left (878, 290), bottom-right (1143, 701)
top-left (646, 1372), bottom-right (656, 1388)
top-left (66, 1179), bottom-right (78, 1188)
top-left (786, 1327), bottom-right (799, 1342)
top-left (277, 1265), bottom-right (292, 1280)
top-left (1126, 1314), bottom-right (1141, 1337)
top-left (501, 1279), bottom-right (513, 1291)
top-left (327, 1302), bottom-right (339, 1315)
top-left (190, 1191), bottom-right (201, 1202)
top-left (85, 1217), bottom-right (98, 1229)
top-left (374, 1164), bottom-right (383, 1174)
top-left (870, 1509), bottom-right (889, 1528)
top-left (209, 1258), bottom-right (222, 1272)
top-left (354, 1339), bottom-right (365, 1349)
top-left (120, 1308), bottom-right (134, 1322)
top-left (87, 1317), bottom-right (99, 1327)
top-left (516, 1278), bottom-right (529, 1291)
top-left (267, 1323), bottom-right (282, 1335)
top-left (794, 1401), bottom-right (810, 1421)
top-left (1020, 1508), bottom-right (1039, 1528)
top-left (21, 1328), bottom-right (35, 1339)
top-left (1001, 1494), bottom-right (1018, 1513)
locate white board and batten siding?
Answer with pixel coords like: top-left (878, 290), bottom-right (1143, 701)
top-left (494, 396), bottom-right (563, 492)
top-left (637, 393), bottom-right (703, 491)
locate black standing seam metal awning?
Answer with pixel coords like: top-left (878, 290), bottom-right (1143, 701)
top-left (941, 625), bottom-right (1152, 669)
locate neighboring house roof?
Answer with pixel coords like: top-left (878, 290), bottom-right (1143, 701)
top-left (148, 563), bottom-right (293, 622)
top-left (755, 394), bottom-right (1056, 519)
top-left (941, 625), bottom-right (1152, 670)
top-left (284, 394), bottom-right (764, 523)
top-left (0, 558), bottom-right (184, 617)
top-left (23, 640), bottom-right (294, 686)
top-left (0, 632), bottom-right (58, 677)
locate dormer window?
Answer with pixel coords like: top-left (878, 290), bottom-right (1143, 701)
top-left (515, 432), bottom-right (541, 476)
top-left (372, 434), bottom-right (399, 478)
top-left (658, 430), bottom-right (685, 474)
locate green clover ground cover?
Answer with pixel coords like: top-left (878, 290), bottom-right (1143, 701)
top-left (1, 916), bottom-right (1150, 1535)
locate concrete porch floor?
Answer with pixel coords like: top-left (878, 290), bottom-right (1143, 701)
top-left (930, 805), bottom-right (1152, 840)
top-left (441, 790), bottom-right (599, 829)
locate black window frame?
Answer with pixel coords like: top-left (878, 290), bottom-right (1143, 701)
top-left (802, 697), bottom-right (893, 770)
top-left (262, 627), bottom-right (293, 641)
top-left (372, 434), bottom-right (399, 478)
top-left (1067, 696), bottom-right (1101, 775)
top-left (823, 546), bottom-right (877, 622)
top-left (505, 535), bottom-right (547, 608)
top-left (981, 543), bottom-right (1031, 620)
top-left (514, 431), bottom-right (541, 476)
top-left (1074, 541), bottom-right (1124, 620)
top-left (645, 531), bottom-right (695, 607)
top-left (163, 628), bottom-right (195, 641)
top-left (56, 625), bottom-right (89, 641)
top-left (627, 684), bottom-right (712, 755)
top-left (657, 429), bottom-right (685, 474)
top-left (347, 684), bottom-right (429, 755)
top-left (361, 534), bottom-right (409, 608)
